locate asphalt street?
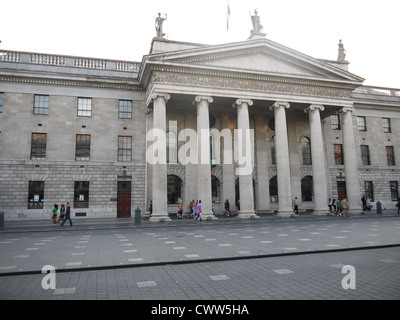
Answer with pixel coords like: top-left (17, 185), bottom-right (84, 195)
top-left (0, 212), bottom-right (399, 301)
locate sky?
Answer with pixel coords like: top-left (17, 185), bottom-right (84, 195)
top-left (0, 0), bottom-right (399, 88)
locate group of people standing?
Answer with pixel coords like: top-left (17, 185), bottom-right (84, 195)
top-left (51, 202), bottom-right (73, 226)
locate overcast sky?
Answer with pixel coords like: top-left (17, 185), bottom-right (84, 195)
top-left (1, 0), bottom-right (398, 88)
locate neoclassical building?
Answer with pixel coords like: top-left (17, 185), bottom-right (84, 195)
top-left (1, 27), bottom-right (399, 221)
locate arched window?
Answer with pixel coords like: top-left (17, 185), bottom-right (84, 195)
top-left (269, 175), bottom-right (278, 202)
top-left (301, 136), bottom-right (312, 165)
top-left (167, 131), bottom-right (177, 164)
top-left (301, 176), bottom-right (313, 202)
top-left (270, 135), bottom-right (276, 165)
top-left (167, 175), bottom-right (182, 204)
top-left (211, 176), bottom-right (220, 204)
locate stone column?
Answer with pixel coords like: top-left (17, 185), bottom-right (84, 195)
top-left (233, 99), bottom-right (257, 218)
top-left (269, 102), bottom-right (292, 216)
top-left (149, 93), bottom-right (170, 222)
top-left (341, 107), bottom-right (361, 213)
top-left (194, 96), bottom-right (215, 220)
top-left (305, 105), bottom-right (329, 215)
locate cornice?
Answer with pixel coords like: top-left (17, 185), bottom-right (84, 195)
top-left (0, 74), bottom-right (143, 91)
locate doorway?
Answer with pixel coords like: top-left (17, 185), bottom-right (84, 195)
top-left (337, 181), bottom-right (347, 200)
top-left (117, 181), bottom-right (131, 217)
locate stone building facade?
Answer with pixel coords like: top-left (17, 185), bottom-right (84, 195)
top-left (0, 36), bottom-right (399, 221)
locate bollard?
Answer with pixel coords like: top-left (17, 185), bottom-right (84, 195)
top-left (376, 201), bottom-right (382, 214)
top-left (135, 207), bottom-right (141, 224)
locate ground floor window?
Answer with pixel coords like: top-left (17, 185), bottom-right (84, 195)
top-left (28, 181), bottom-right (44, 209)
top-left (301, 176), bottom-right (313, 202)
top-left (74, 181), bottom-right (89, 208)
top-left (364, 181), bottom-right (374, 202)
top-left (211, 176), bottom-right (220, 204)
top-left (167, 175), bottom-right (182, 204)
top-left (269, 176), bottom-right (278, 202)
top-left (390, 181), bottom-right (398, 201)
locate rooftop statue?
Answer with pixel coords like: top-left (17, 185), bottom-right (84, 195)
top-left (249, 9), bottom-right (263, 34)
top-left (338, 39), bottom-right (347, 62)
top-left (155, 12), bottom-right (167, 38)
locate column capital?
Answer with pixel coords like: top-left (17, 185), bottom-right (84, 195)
top-left (341, 106), bottom-right (355, 113)
top-left (193, 96), bottom-right (213, 105)
top-left (269, 101), bottom-right (290, 111)
top-left (304, 104), bottom-right (325, 113)
top-left (148, 93), bottom-right (170, 106)
top-left (232, 99), bottom-right (253, 108)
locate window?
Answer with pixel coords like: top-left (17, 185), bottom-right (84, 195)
top-left (77, 97), bottom-right (92, 117)
top-left (360, 145), bottom-right (370, 165)
top-left (301, 137), bottom-right (312, 165)
top-left (167, 131), bottom-right (178, 164)
top-left (383, 118), bottom-right (391, 133)
top-left (211, 176), bottom-right (220, 204)
top-left (74, 181), bottom-right (89, 208)
top-left (31, 133), bottom-right (47, 159)
top-left (270, 135), bottom-right (276, 165)
top-left (390, 181), bottom-right (398, 201)
top-left (334, 144), bottom-right (344, 165)
top-left (118, 100), bottom-right (132, 119)
top-left (269, 176), bottom-right (278, 202)
top-left (331, 114), bottom-right (341, 130)
top-left (167, 175), bottom-right (182, 204)
top-left (0, 92), bottom-right (4, 113)
top-left (28, 181), bottom-right (44, 209)
top-left (386, 146), bottom-right (395, 166)
top-left (76, 134), bottom-right (91, 161)
top-left (364, 181), bottom-right (373, 202)
top-left (33, 95), bottom-right (49, 115)
top-left (357, 116), bottom-right (367, 131)
top-left (301, 176), bottom-right (313, 202)
top-left (118, 136), bottom-right (132, 162)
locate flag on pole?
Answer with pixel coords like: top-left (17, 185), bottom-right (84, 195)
top-left (227, 1), bottom-right (231, 31)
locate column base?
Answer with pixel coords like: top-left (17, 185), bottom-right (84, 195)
top-left (237, 211), bottom-right (259, 219)
top-left (202, 213), bottom-right (218, 221)
top-left (312, 209), bottom-right (331, 216)
top-left (149, 215), bottom-right (171, 222)
top-left (276, 211), bottom-right (293, 217)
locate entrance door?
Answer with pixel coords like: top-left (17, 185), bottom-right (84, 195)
top-left (337, 181), bottom-right (347, 200)
top-left (117, 181), bottom-right (131, 217)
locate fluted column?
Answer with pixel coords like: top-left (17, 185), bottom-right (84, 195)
top-left (149, 93), bottom-right (170, 222)
top-left (341, 107), bottom-right (361, 213)
top-left (269, 102), bottom-right (292, 216)
top-left (305, 105), bottom-right (329, 214)
top-left (193, 96), bottom-right (215, 220)
top-left (233, 99), bottom-right (257, 218)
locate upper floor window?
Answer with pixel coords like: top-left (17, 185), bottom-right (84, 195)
top-left (31, 133), bottom-right (47, 159)
top-left (331, 114), bottom-right (341, 130)
top-left (77, 97), bottom-right (92, 117)
top-left (357, 116), bottom-right (367, 131)
top-left (386, 146), bottom-right (395, 166)
top-left (118, 100), bottom-right (132, 119)
top-left (76, 134), bottom-right (91, 161)
top-left (301, 136), bottom-right (312, 165)
top-left (360, 145), bottom-right (370, 165)
top-left (334, 144), bottom-right (344, 165)
top-left (383, 118), bottom-right (391, 133)
top-left (167, 131), bottom-right (178, 164)
top-left (33, 95), bottom-right (49, 115)
top-left (118, 136), bottom-right (132, 162)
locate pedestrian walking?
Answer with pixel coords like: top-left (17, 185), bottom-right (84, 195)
top-left (178, 200), bottom-right (183, 219)
top-left (60, 202), bottom-right (73, 226)
top-left (189, 200), bottom-right (195, 218)
top-left (194, 200), bottom-right (203, 223)
top-left (58, 203), bottom-right (65, 223)
top-left (292, 197), bottom-right (299, 215)
top-left (328, 198), bottom-right (332, 213)
top-left (51, 204), bottom-right (58, 224)
top-left (341, 198), bottom-right (349, 217)
top-left (332, 198), bottom-right (337, 215)
top-left (336, 199), bottom-right (341, 215)
top-left (224, 199), bottom-right (231, 217)
top-left (361, 195), bottom-right (367, 211)
top-left (396, 199), bottom-right (400, 215)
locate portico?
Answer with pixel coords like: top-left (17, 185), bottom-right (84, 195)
top-left (143, 37), bottom-right (364, 221)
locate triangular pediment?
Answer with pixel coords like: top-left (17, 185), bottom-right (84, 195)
top-left (145, 38), bottom-right (364, 84)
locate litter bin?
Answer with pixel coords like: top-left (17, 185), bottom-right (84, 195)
top-left (0, 211), bottom-right (4, 227)
top-left (376, 201), bottom-right (382, 214)
top-left (135, 207), bottom-right (141, 224)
